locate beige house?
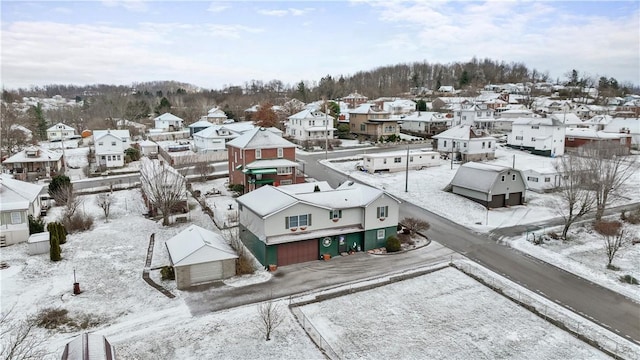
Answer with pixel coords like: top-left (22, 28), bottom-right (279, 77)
top-left (348, 104), bottom-right (399, 141)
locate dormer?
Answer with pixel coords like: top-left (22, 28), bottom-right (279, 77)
top-left (25, 147), bottom-right (39, 158)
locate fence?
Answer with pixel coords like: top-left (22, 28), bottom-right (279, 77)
top-left (289, 305), bottom-right (341, 360)
top-left (452, 260), bottom-right (639, 360)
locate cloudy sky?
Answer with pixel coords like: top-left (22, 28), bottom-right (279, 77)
top-left (2, 0), bottom-right (639, 90)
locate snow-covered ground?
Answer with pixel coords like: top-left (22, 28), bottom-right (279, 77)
top-left (323, 145), bottom-right (640, 302)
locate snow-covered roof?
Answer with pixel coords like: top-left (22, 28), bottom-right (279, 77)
top-left (305, 126), bottom-right (337, 131)
top-left (207, 107), bottom-right (227, 117)
top-left (94, 129), bottom-right (130, 141)
top-left (566, 127), bottom-right (629, 140)
top-left (288, 109), bottom-right (334, 121)
top-left (166, 225), bottom-right (237, 266)
top-left (0, 174), bottom-right (45, 211)
top-left (349, 103), bottom-right (389, 115)
top-left (194, 122), bottom-right (255, 139)
top-left (362, 149), bottom-right (439, 159)
top-left (138, 140), bottom-right (157, 147)
top-left (451, 162), bottom-right (513, 193)
top-left (226, 127), bottom-right (295, 149)
top-left (154, 113), bottom-right (184, 122)
top-left (550, 112), bottom-right (582, 125)
top-left (511, 118), bottom-right (562, 126)
top-left (603, 118), bottom-right (640, 135)
top-left (188, 120), bottom-right (214, 128)
top-left (432, 125), bottom-right (493, 141)
top-left (395, 111), bottom-right (446, 122)
top-left (236, 186), bottom-right (299, 217)
top-left (2, 145), bottom-right (62, 164)
top-left (61, 333), bottom-right (116, 360)
top-left (47, 122), bottom-right (75, 132)
top-left (244, 159), bottom-right (300, 169)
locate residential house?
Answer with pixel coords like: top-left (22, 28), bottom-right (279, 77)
top-left (438, 86), bottom-right (456, 93)
top-left (432, 125), bottom-right (496, 162)
top-left (227, 127), bottom-right (301, 192)
top-left (565, 128), bottom-right (632, 154)
top-left (431, 97), bottom-right (473, 111)
top-left (348, 104), bottom-right (399, 141)
top-left (341, 91), bottom-right (368, 109)
top-left (397, 111), bottom-right (449, 136)
top-left (139, 158), bottom-right (188, 220)
top-left (0, 174), bottom-right (46, 246)
top-left (204, 106), bottom-right (229, 124)
top-left (602, 118), bottom-right (640, 149)
top-left (452, 103), bottom-right (495, 129)
top-left (165, 224), bottom-right (238, 289)
top-left (450, 162), bottom-right (526, 208)
top-left (382, 99), bottom-right (417, 115)
top-left (193, 122), bottom-right (255, 153)
top-left (138, 140), bottom-right (159, 157)
top-left (2, 145), bottom-right (64, 181)
top-left (236, 181), bottom-right (401, 267)
top-left (549, 112), bottom-right (582, 127)
top-left (46, 123), bottom-right (77, 141)
top-left (153, 113), bottom-right (184, 131)
top-left (507, 117), bottom-right (565, 157)
top-left (188, 120), bottom-right (213, 137)
top-left (93, 130), bottom-right (131, 168)
top-left (521, 167), bottom-right (564, 193)
top-left (285, 109), bottom-right (335, 143)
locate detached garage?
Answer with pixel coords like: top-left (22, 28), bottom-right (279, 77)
top-left (165, 225), bottom-right (238, 290)
top-left (450, 162), bottom-right (527, 208)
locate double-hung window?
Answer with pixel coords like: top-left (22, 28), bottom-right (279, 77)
top-left (330, 210), bottom-right (342, 219)
top-left (376, 206), bottom-right (389, 218)
top-left (285, 214), bottom-right (312, 229)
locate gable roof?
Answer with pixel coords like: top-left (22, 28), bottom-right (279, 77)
top-left (2, 145), bottom-right (62, 164)
top-left (550, 112), bottom-right (582, 125)
top-left (188, 120), bottom-right (214, 128)
top-left (226, 127), bottom-right (294, 149)
top-left (349, 103), bottom-right (389, 115)
top-left (565, 127), bottom-right (629, 140)
top-left (165, 225), bottom-right (237, 266)
top-left (511, 117), bottom-right (562, 126)
top-left (47, 123), bottom-right (75, 132)
top-left (451, 162), bottom-right (513, 193)
top-left (288, 109), bottom-right (334, 121)
top-left (0, 174), bottom-right (45, 211)
top-left (154, 113), bottom-right (184, 122)
top-left (93, 129), bottom-right (130, 141)
top-left (432, 125), bottom-right (494, 140)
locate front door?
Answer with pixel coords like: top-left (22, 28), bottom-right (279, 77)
top-left (338, 235), bottom-right (348, 253)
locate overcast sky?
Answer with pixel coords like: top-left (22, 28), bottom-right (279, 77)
top-left (2, 1), bottom-right (639, 90)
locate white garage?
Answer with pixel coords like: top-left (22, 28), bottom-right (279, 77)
top-left (165, 225), bottom-right (238, 290)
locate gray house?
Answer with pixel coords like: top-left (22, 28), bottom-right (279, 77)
top-left (450, 162), bottom-right (527, 208)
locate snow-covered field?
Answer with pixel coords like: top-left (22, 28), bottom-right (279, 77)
top-left (298, 267), bottom-right (611, 359)
top-left (324, 145), bottom-right (640, 302)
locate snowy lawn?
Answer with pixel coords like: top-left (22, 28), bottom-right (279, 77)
top-left (298, 267), bottom-right (611, 360)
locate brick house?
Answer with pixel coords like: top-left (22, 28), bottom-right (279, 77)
top-left (227, 127), bottom-right (302, 193)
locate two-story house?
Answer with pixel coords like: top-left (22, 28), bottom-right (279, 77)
top-left (2, 145), bottom-right (64, 181)
top-left (349, 104), bottom-right (399, 141)
top-left (452, 103), bottom-right (495, 129)
top-left (342, 91), bottom-right (368, 109)
top-left (432, 125), bottom-right (496, 162)
top-left (93, 130), bottom-right (131, 168)
top-left (285, 109), bottom-right (335, 142)
top-left (193, 122), bottom-right (255, 153)
top-left (236, 181), bottom-right (401, 267)
top-left (204, 106), bottom-right (229, 124)
top-left (396, 111), bottom-right (450, 136)
top-left (153, 113), bottom-right (184, 132)
top-left (0, 174), bottom-right (46, 246)
top-left (507, 118), bottom-right (565, 157)
top-left (227, 127), bottom-right (302, 193)
top-left (46, 123), bottom-right (77, 141)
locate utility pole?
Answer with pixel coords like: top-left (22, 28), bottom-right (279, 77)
top-left (325, 101), bottom-right (329, 160)
top-left (405, 143), bottom-right (410, 192)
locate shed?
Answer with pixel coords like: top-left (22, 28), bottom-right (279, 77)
top-left (165, 225), bottom-right (238, 289)
top-left (28, 231), bottom-right (50, 255)
top-left (60, 333), bottom-right (116, 360)
top-left (138, 140), bottom-right (159, 157)
top-left (361, 149), bottom-right (440, 173)
top-left (450, 162), bottom-right (527, 208)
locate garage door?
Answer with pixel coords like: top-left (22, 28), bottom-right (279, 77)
top-left (277, 239), bottom-right (319, 266)
top-left (189, 261), bottom-right (223, 285)
top-left (506, 192), bottom-right (522, 206)
top-left (489, 194), bottom-right (505, 208)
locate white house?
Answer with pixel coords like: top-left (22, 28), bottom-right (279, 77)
top-left (382, 99), bottom-right (417, 115)
top-left (438, 86), bottom-right (456, 93)
top-left (550, 112), bottom-right (582, 128)
top-left (0, 174), bottom-right (46, 246)
top-left (165, 224), bottom-right (238, 289)
top-left (285, 109), bottom-right (335, 142)
top-left (46, 123), bottom-right (77, 141)
top-left (361, 149), bottom-right (441, 173)
top-left (138, 140), bottom-right (159, 157)
top-left (602, 117), bottom-right (640, 148)
top-left (93, 129), bottom-right (131, 168)
top-left (193, 122), bottom-right (255, 153)
top-left (397, 111), bottom-right (449, 136)
top-left (236, 181), bottom-right (401, 267)
top-left (507, 117), bottom-right (565, 157)
top-left (153, 113), bottom-right (184, 131)
top-left (452, 103), bottom-right (495, 128)
top-left (432, 125), bottom-right (496, 162)
top-left (204, 107), bottom-right (229, 124)
top-left (521, 167), bottom-right (564, 193)
top-left (188, 120), bottom-right (214, 137)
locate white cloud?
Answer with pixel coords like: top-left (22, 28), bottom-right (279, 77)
top-left (207, 1), bottom-right (230, 13)
top-left (52, 7), bottom-right (73, 14)
top-left (101, 0), bottom-right (149, 13)
top-left (257, 7), bottom-right (315, 17)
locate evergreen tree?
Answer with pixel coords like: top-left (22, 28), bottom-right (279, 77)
top-left (50, 231), bottom-right (61, 261)
top-left (459, 70), bottom-right (470, 88)
top-left (48, 175), bottom-right (71, 198)
top-left (416, 99), bottom-right (427, 111)
top-left (31, 103), bottom-right (48, 141)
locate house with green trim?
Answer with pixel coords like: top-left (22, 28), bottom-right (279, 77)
top-left (236, 181), bottom-right (401, 267)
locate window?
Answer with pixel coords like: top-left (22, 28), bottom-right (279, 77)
top-left (360, 124), bottom-right (366, 131)
top-left (527, 176), bottom-right (539, 182)
top-left (512, 174), bottom-right (516, 181)
top-left (531, 137), bottom-right (536, 141)
top-left (117, 155), bottom-right (121, 160)
top-left (544, 177), bottom-right (551, 182)
top-left (108, 155), bottom-right (112, 161)
top-left (409, 156), bottom-right (414, 162)
top-left (515, 136), bottom-right (523, 140)
top-left (462, 116), bottom-right (467, 120)
top-left (531, 125), bottom-right (539, 129)
top-left (330, 210), bottom-right (342, 219)
top-left (463, 143), bottom-right (467, 148)
top-left (280, 179), bottom-right (292, 185)
top-left (277, 148), bottom-right (283, 158)
top-left (501, 175), bottom-right (505, 182)
top-left (383, 159), bottom-right (387, 164)
top-left (443, 140), bottom-right (447, 147)
top-left (482, 142), bottom-right (486, 149)
top-left (377, 229), bottom-right (385, 240)
top-left (238, 203), bottom-right (243, 211)
top-left (276, 167), bottom-right (291, 175)
top-left (394, 157), bottom-right (401, 163)
top-left (377, 206), bottom-right (389, 218)
top-left (11, 211), bottom-right (22, 224)
top-left (488, 142), bottom-right (491, 148)
top-left (285, 214), bottom-right (312, 229)
top-left (255, 149), bottom-right (261, 159)
top-left (98, 142), bottom-right (103, 146)
top-left (567, 137), bottom-right (575, 141)
top-left (477, 112), bottom-right (481, 116)
top-left (111, 142), bottom-right (116, 146)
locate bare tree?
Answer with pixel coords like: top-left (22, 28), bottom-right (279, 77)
top-left (139, 158), bottom-right (187, 226)
top-left (1, 307), bottom-right (48, 360)
top-left (594, 220), bottom-right (630, 268)
top-left (581, 142), bottom-right (638, 221)
top-left (194, 161), bottom-right (213, 182)
top-left (223, 225), bottom-right (254, 275)
top-left (400, 217), bottom-right (430, 236)
top-left (554, 152), bottom-right (595, 239)
top-left (96, 193), bottom-right (112, 221)
top-left (256, 299), bottom-right (285, 341)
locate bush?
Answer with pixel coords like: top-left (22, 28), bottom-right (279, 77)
top-left (386, 236), bottom-right (401, 253)
top-left (619, 274), bottom-right (639, 285)
top-left (124, 147), bottom-right (141, 162)
top-left (48, 175), bottom-right (71, 198)
top-left (160, 266), bottom-right (175, 280)
top-left (621, 208), bottom-right (640, 224)
top-left (47, 222), bottom-right (67, 244)
top-left (49, 232), bottom-right (61, 262)
top-left (35, 308), bottom-right (70, 329)
top-left (29, 215), bottom-right (45, 234)
top-left (63, 213), bottom-right (94, 233)
top-left (229, 184), bottom-right (244, 195)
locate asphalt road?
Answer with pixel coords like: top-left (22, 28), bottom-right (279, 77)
top-left (297, 148), bottom-right (640, 346)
